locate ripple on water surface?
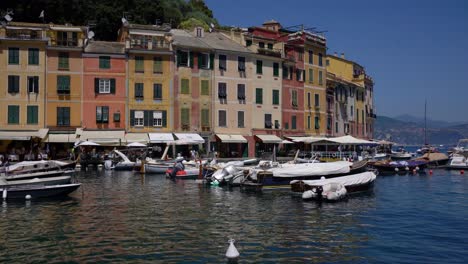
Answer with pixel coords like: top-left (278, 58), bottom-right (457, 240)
top-left (0, 169), bottom-right (467, 263)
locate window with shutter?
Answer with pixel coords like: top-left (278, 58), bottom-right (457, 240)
top-left (238, 57), bottom-right (245, 72)
top-left (256, 60), bottom-right (263, 74)
top-left (134, 83), bottom-right (144, 99)
top-left (264, 114), bottom-right (272, 128)
top-left (27, 105), bottom-right (38, 124)
top-left (292, 90), bottom-right (298, 107)
top-left (199, 53), bottom-right (209, 69)
top-left (178, 51), bottom-right (189, 67)
top-left (237, 111), bottom-right (244, 128)
top-left (153, 111), bottom-right (163, 127)
top-left (315, 116), bottom-right (320, 129)
top-left (135, 56), bottom-right (144, 72)
top-left (28, 48), bottom-right (39, 65)
top-left (218, 83), bottom-right (227, 98)
top-left (308, 50), bottom-right (313, 64)
top-left (201, 80), bottom-right (209, 95)
top-left (218, 110), bottom-right (227, 127)
top-left (58, 52), bottom-right (69, 70)
top-left (237, 84), bottom-right (245, 100)
top-left (256, 88), bottom-right (263, 104)
top-left (201, 109), bottom-right (210, 127)
top-left (219, 54), bottom-right (227, 70)
top-left (153, 57), bottom-right (163, 73)
top-left (282, 66), bottom-right (288, 80)
top-left (8, 105), bottom-right (20, 124)
top-left (181, 79), bottom-right (189, 94)
top-left (272, 89), bottom-right (279, 105)
top-left (27, 76), bottom-right (39, 93)
top-left (309, 68), bottom-right (313, 83)
top-left (315, 94), bottom-right (320, 107)
top-left (292, 115), bottom-right (297, 130)
top-left (273, 62), bottom-right (279, 77)
top-left (181, 108), bottom-right (190, 129)
top-left (8, 75), bottom-right (20, 93)
top-left (318, 53), bottom-right (323, 67)
top-left (307, 115), bottom-right (311, 129)
top-left (57, 76), bottom-right (70, 94)
top-left (153, 83), bottom-right (162, 100)
top-left (8, 48), bottom-right (19, 65)
top-left (57, 107), bottom-right (70, 126)
top-left (99, 56), bottom-right (111, 69)
top-left (319, 71), bottom-right (323, 85)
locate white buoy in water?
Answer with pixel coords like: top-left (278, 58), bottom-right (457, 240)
top-left (415, 166), bottom-right (420, 171)
top-left (2, 189), bottom-right (7, 200)
top-left (395, 167), bottom-right (399, 172)
top-left (226, 239), bottom-right (239, 260)
top-left (25, 194), bottom-right (31, 200)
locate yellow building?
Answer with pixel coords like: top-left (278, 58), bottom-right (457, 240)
top-left (326, 53), bottom-right (374, 138)
top-left (119, 24), bottom-right (173, 133)
top-left (45, 24), bottom-right (87, 138)
top-left (0, 22), bottom-right (49, 145)
top-left (304, 32), bottom-right (328, 136)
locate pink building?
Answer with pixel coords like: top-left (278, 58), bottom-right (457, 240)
top-left (81, 41), bottom-right (127, 144)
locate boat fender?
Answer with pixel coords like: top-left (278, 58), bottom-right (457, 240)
top-left (405, 166), bottom-right (409, 171)
top-left (332, 153), bottom-right (337, 158)
top-left (2, 189), bottom-right (6, 199)
top-left (302, 190), bottom-right (316, 200)
top-left (395, 167), bottom-right (399, 172)
top-left (226, 239), bottom-right (240, 259)
top-left (176, 170), bottom-right (187, 176)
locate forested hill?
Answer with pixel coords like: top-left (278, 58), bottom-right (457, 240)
top-left (0, 0), bottom-right (218, 40)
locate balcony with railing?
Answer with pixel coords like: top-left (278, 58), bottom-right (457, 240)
top-left (257, 47), bottom-right (282, 58)
top-left (3, 29), bottom-right (47, 41)
top-left (129, 35), bottom-right (170, 51)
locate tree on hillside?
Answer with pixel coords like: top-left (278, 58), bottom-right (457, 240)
top-left (0, 0), bottom-right (218, 40)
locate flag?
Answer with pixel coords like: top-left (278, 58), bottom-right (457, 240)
top-left (39, 10), bottom-right (44, 18)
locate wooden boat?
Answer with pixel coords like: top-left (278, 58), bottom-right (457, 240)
top-left (413, 152), bottom-right (449, 167)
top-left (240, 160), bottom-right (369, 190)
top-left (0, 183), bottom-right (81, 200)
top-left (291, 171), bottom-right (377, 201)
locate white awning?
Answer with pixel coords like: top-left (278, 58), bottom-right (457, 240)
top-left (216, 134), bottom-right (248, 143)
top-left (255, 134), bottom-right (282, 143)
top-left (148, 133), bottom-right (175, 143)
top-left (78, 130), bottom-right (125, 146)
top-left (174, 133), bottom-right (205, 144)
top-left (43, 133), bottom-right (76, 143)
top-left (281, 140), bottom-right (294, 144)
top-left (49, 26), bottom-right (83, 32)
top-left (125, 133), bottom-right (149, 144)
top-left (0, 129), bottom-right (49, 141)
top-left (332, 135), bottom-right (377, 145)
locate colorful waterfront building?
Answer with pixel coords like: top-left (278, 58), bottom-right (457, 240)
top-left (234, 24), bottom-right (284, 156)
top-left (119, 23), bottom-right (173, 143)
top-left (45, 23), bottom-right (87, 143)
top-left (0, 22), bottom-right (49, 145)
top-left (326, 53), bottom-right (375, 139)
top-left (81, 41), bottom-right (127, 145)
top-left (171, 28), bottom-right (214, 151)
top-left (199, 30), bottom-right (256, 157)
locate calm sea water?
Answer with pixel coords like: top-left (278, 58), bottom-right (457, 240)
top-left (0, 168), bottom-right (467, 263)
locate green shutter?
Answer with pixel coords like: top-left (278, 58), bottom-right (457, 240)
top-left (273, 90), bottom-right (279, 105)
top-left (176, 50), bottom-right (181, 67)
top-left (94, 78), bottom-right (99, 93)
top-left (8, 105), bottom-right (19, 124)
top-left (162, 110), bottom-right (167, 127)
top-left (273, 63), bottom-right (279, 76)
top-left (209, 54), bottom-right (214, 69)
top-left (256, 60), bottom-right (262, 74)
top-left (201, 109), bottom-right (209, 127)
top-left (201, 80), bottom-right (209, 95)
top-left (110, 79), bottom-right (116, 93)
top-left (153, 57), bottom-right (162, 73)
top-left (181, 79), bottom-right (189, 94)
top-left (130, 110), bottom-right (135, 127)
top-left (27, 106), bottom-right (38, 124)
top-left (256, 88), bottom-right (263, 104)
top-left (197, 53), bottom-right (202, 69)
top-left (181, 108), bottom-right (190, 127)
top-left (144, 110), bottom-right (150, 127)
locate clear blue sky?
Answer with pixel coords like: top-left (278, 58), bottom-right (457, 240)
top-left (205, 0), bottom-right (468, 122)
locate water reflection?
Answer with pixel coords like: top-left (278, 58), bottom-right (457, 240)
top-left (0, 169), bottom-right (466, 263)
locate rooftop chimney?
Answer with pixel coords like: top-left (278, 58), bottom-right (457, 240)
top-left (334, 52), bottom-right (338, 56)
top-left (341, 52), bottom-right (345, 59)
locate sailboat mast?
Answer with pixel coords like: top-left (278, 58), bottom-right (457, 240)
top-left (424, 99), bottom-right (427, 145)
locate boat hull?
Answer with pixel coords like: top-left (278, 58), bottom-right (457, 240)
top-left (0, 183), bottom-right (81, 199)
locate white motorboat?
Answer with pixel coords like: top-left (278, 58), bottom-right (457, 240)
top-left (1, 160), bottom-right (75, 174)
top-left (0, 175), bottom-right (72, 187)
top-left (291, 171), bottom-right (377, 201)
top-left (445, 154), bottom-right (468, 170)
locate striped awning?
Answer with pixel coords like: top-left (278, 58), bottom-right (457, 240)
top-left (148, 133), bottom-right (175, 144)
top-left (0, 129), bottom-right (49, 141)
